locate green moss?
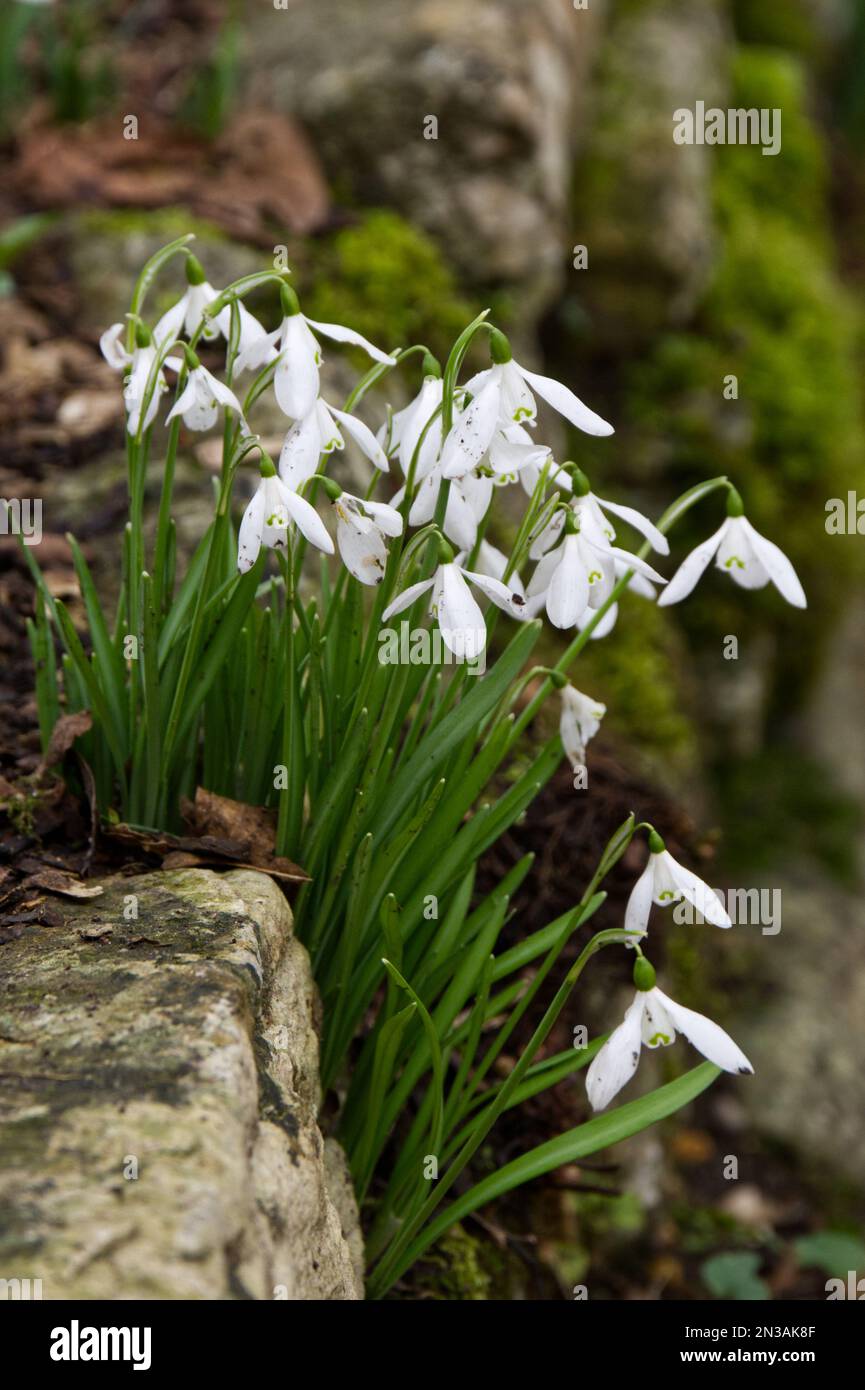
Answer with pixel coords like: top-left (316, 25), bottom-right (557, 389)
top-left (411, 1223), bottom-right (500, 1300)
top-left (299, 211), bottom-right (476, 362)
top-left (621, 46), bottom-right (863, 714)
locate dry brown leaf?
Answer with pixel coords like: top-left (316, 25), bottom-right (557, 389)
top-left (38, 710), bottom-right (92, 774)
top-left (22, 867), bottom-right (104, 900)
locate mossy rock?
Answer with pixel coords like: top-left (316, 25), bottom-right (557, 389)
top-left (297, 210), bottom-right (477, 364)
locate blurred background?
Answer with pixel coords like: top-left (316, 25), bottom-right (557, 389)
top-left (0, 0), bottom-right (863, 1298)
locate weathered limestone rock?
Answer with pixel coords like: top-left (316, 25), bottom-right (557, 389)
top-left (243, 0), bottom-right (605, 316)
top-left (0, 868), bottom-right (363, 1299)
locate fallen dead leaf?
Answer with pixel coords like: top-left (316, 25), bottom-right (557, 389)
top-left (21, 867), bottom-right (103, 900)
top-left (38, 710), bottom-right (92, 775)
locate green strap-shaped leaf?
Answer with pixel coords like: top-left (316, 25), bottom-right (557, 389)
top-left (375, 1062), bottom-right (720, 1294)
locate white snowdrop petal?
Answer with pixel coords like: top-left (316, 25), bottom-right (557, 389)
top-left (667, 858), bottom-right (732, 929)
top-left (596, 497), bottom-right (669, 555)
top-left (440, 378), bottom-right (502, 478)
top-left (278, 480), bottom-right (334, 553)
top-left (741, 518), bottom-right (807, 609)
top-left (329, 404), bottom-right (391, 472)
top-left (653, 989), bottom-right (753, 1075)
top-left (546, 536), bottom-right (589, 629)
top-left (275, 317), bottom-right (320, 418)
top-left (586, 995), bottom-right (645, 1111)
top-left (279, 410), bottom-right (323, 489)
top-left (381, 577), bottom-right (435, 622)
top-left (438, 564), bottom-right (486, 660)
top-left (362, 499), bottom-right (404, 537)
top-left (237, 487), bottom-right (266, 572)
top-left (516, 364), bottom-right (614, 436)
top-left (303, 316), bottom-right (396, 365)
top-left (657, 523), bottom-right (728, 606)
top-left (100, 323), bottom-right (131, 369)
top-left (624, 861), bottom-right (655, 940)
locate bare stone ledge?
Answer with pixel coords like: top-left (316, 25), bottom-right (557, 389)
top-left (0, 868), bottom-right (363, 1300)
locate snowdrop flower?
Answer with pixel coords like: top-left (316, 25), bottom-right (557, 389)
top-left (100, 321), bottom-right (174, 436)
top-left (237, 459), bottom-right (333, 572)
top-left (379, 363), bottom-right (445, 483)
top-left (279, 397), bottom-right (389, 490)
top-left (152, 256), bottom-right (267, 355)
top-left (625, 830), bottom-right (732, 937)
top-left (659, 488), bottom-right (806, 609)
top-left (440, 329), bottom-right (612, 480)
top-left (381, 543), bottom-right (525, 660)
top-left (235, 285), bottom-right (396, 420)
top-left (328, 486), bottom-right (403, 587)
top-left (586, 956), bottom-right (752, 1112)
top-left (559, 684), bottom-right (606, 770)
top-left (166, 351), bottom-right (243, 431)
top-left (529, 468), bottom-right (668, 560)
top-left (525, 514), bottom-right (667, 630)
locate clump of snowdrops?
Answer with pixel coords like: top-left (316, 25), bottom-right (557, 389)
top-left (23, 237), bottom-right (806, 1296)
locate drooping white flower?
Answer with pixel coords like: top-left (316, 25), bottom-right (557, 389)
top-left (379, 371), bottom-right (445, 483)
top-left (525, 521), bottom-right (667, 630)
top-left (166, 361), bottom-right (243, 431)
top-left (279, 398), bottom-right (390, 489)
top-left (99, 322), bottom-right (132, 370)
top-left (332, 491), bottom-right (403, 586)
top-left (440, 330), bottom-right (612, 480)
top-left (529, 472), bottom-right (668, 560)
top-left (152, 257), bottom-right (267, 355)
top-left (235, 287), bottom-right (396, 420)
top-left (586, 964), bottom-right (752, 1112)
top-left (559, 685), bottom-right (606, 770)
top-left (658, 492), bottom-right (806, 609)
top-left (100, 321), bottom-right (183, 435)
top-left (625, 831), bottom-right (732, 937)
top-left (381, 556), bottom-right (525, 660)
top-left (237, 467), bottom-right (333, 572)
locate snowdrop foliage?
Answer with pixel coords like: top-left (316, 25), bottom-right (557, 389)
top-left (32, 237), bottom-right (806, 1295)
